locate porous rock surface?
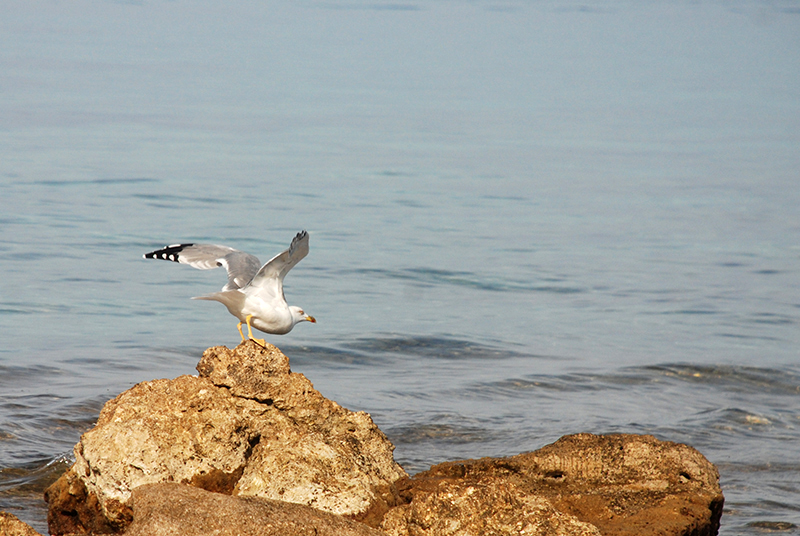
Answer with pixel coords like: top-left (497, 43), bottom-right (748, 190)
top-left (44, 341), bottom-right (407, 535)
top-left (123, 482), bottom-right (386, 536)
top-left (43, 340), bottom-right (724, 536)
top-left (0, 511), bottom-right (45, 536)
top-left (381, 433), bottom-right (724, 536)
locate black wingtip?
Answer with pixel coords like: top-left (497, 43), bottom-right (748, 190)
top-left (143, 243), bottom-right (195, 263)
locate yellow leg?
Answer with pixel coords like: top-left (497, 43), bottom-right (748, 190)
top-left (245, 314), bottom-right (266, 348)
top-left (237, 322), bottom-right (247, 342)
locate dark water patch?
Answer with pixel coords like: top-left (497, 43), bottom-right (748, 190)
top-left (465, 365), bottom-right (675, 399)
top-left (749, 313), bottom-right (796, 326)
top-left (5, 250), bottom-right (60, 262)
top-left (639, 364), bottom-right (800, 396)
top-left (318, 2), bottom-right (422, 11)
top-left (466, 374), bottom-right (607, 399)
top-left (27, 177), bottom-right (159, 187)
top-left (0, 215), bottom-right (32, 225)
top-left (552, 5), bottom-right (617, 14)
top-left (746, 521), bottom-right (797, 532)
top-left (394, 198), bottom-right (429, 208)
top-left (660, 308), bottom-right (719, 315)
top-left (716, 332), bottom-right (781, 342)
top-left (57, 277), bottom-right (119, 284)
top-left (279, 343), bottom-right (388, 367)
top-left (0, 365), bottom-right (65, 386)
top-left (388, 421), bottom-right (493, 445)
top-left (60, 355), bottom-right (161, 372)
top-left (368, 3), bottom-right (421, 11)
top-left (132, 192), bottom-right (234, 208)
top-left (718, 461), bottom-right (800, 476)
top-left (480, 193), bottom-right (529, 202)
top-left (354, 267), bottom-right (584, 294)
top-left (341, 335), bottom-right (541, 361)
top-left (461, 363), bottom-right (800, 408)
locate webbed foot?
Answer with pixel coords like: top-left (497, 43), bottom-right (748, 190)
top-left (245, 314), bottom-right (267, 348)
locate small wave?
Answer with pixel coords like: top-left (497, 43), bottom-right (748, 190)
top-left (0, 455), bottom-right (70, 534)
top-left (27, 177), bottom-right (159, 187)
top-left (462, 363), bottom-right (800, 401)
top-left (279, 343), bottom-right (386, 367)
top-left (749, 313), bottom-right (796, 326)
top-left (388, 422), bottom-right (493, 445)
top-left (467, 374), bottom-right (606, 399)
top-left (0, 364), bottom-right (64, 386)
top-left (132, 192), bottom-right (234, 207)
top-left (639, 364), bottom-right (800, 396)
top-left (340, 334), bottom-right (542, 361)
top-left (746, 521), bottom-right (797, 531)
top-left (0, 455), bottom-right (71, 494)
top-left (354, 267), bottom-right (584, 294)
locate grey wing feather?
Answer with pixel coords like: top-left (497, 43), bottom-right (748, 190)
top-left (144, 243), bottom-right (261, 291)
top-left (248, 231), bottom-right (310, 293)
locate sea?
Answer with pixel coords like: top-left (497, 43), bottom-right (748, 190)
top-left (1, 1), bottom-right (799, 534)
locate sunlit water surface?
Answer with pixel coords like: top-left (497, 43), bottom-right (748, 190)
top-left (1, 1), bottom-right (799, 534)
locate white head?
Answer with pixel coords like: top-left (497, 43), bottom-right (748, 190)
top-left (290, 306), bottom-right (316, 327)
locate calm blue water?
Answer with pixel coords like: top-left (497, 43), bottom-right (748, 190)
top-left (1, 1), bottom-right (799, 534)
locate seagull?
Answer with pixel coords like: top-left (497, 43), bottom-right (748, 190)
top-left (143, 230), bottom-right (316, 347)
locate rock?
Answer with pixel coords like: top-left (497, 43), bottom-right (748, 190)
top-left (123, 482), bottom-right (386, 536)
top-left (381, 433), bottom-right (724, 536)
top-left (381, 480), bottom-right (601, 536)
top-left (45, 341), bottom-right (407, 535)
top-left (44, 341), bottom-right (724, 535)
top-left (0, 512), bottom-right (45, 536)
top-left (44, 467), bottom-right (118, 535)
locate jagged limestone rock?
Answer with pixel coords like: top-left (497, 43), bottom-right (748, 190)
top-left (45, 341), bottom-right (406, 535)
top-left (0, 512), bottom-right (45, 536)
top-left (381, 433), bottom-right (724, 536)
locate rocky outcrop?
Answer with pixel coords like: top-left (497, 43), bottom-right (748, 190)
top-left (123, 482), bottom-right (386, 536)
top-left (45, 341), bottom-right (407, 535)
top-left (0, 512), bottom-right (44, 536)
top-left (44, 341), bottom-right (724, 536)
top-left (381, 433), bottom-right (724, 536)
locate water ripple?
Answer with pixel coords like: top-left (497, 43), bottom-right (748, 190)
top-left (353, 268), bottom-right (584, 294)
top-left (340, 335), bottom-right (543, 360)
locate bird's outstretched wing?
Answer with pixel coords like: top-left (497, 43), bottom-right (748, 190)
top-left (247, 231), bottom-right (310, 297)
top-left (143, 244), bottom-right (261, 291)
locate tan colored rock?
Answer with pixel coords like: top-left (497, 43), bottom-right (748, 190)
top-left (0, 512), bottom-right (45, 536)
top-left (43, 340), bottom-right (725, 536)
top-left (382, 433), bottom-right (723, 536)
top-left (45, 341), bottom-right (407, 535)
top-left (197, 342), bottom-right (407, 523)
top-left (381, 480), bottom-right (600, 536)
top-left (123, 482), bottom-right (386, 536)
